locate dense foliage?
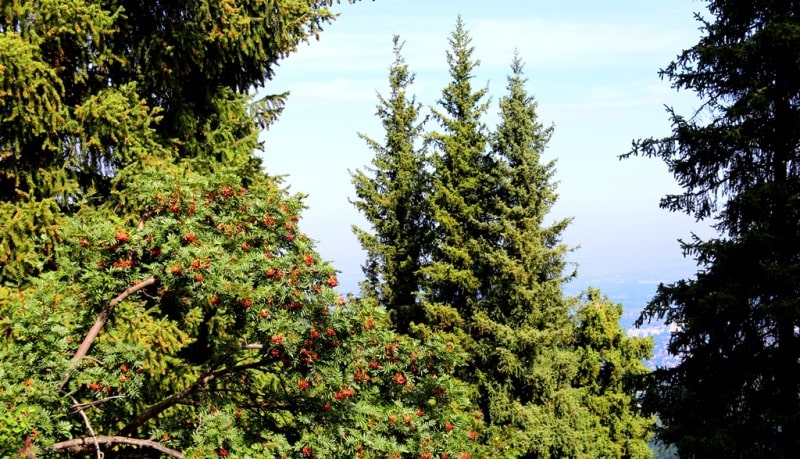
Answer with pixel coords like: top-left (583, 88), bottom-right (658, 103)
top-left (0, 0), bottom-right (336, 284)
top-left (0, 1), bottom-right (490, 458)
top-left (0, 158), bottom-right (486, 458)
top-left (353, 19), bottom-right (654, 459)
top-left (351, 36), bottom-right (431, 334)
top-left (627, 0), bottom-right (800, 456)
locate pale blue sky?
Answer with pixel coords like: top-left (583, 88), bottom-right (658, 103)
top-left (259, 0), bottom-right (713, 296)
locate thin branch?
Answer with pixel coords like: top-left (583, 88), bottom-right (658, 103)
top-left (58, 276), bottom-right (157, 391)
top-left (117, 346), bottom-right (265, 437)
top-left (68, 395), bottom-right (102, 459)
top-left (72, 395), bottom-right (127, 411)
top-left (50, 436), bottom-right (183, 459)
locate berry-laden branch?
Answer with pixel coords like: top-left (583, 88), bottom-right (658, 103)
top-left (50, 436), bottom-right (183, 458)
top-left (58, 276), bottom-right (157, 391)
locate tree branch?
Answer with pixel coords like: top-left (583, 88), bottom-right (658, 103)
top-left (68, 395), bottom-right (102, 459)
top-left (58, 276), bottom-right (157, 391)
top-left (72, 395), bottom-right (127, 411)
top-left (50, 436), bottom-right (183, 459)
top-left (117, 344), bottom-right (265, 437)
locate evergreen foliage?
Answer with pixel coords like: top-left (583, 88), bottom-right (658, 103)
top-left (627, 1), bottom-right (800, 456)
top-left (353, 19), bottom-right (655, 459)
top-left (418, 16), bottom-right (493, 345)
top-left (0, 0), bottom-right (336, 284)
top-left (351, 36), bottom-right (431, 334)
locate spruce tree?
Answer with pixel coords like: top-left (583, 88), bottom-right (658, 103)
top-left (470, 53), bottom-right (579, 456)
top-left (470, 54), bottom-right (654, 458)
top-left (627, 1), bottom-right (800, 456)
top-left (572, 289), bottom-right (655, 459)
top-left (351, 35), bottom-right (430, 334)
top-left (419, 16), bottom-right (493, 339)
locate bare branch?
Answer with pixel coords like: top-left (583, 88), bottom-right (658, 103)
top-left (51, 436), bottom-right (183, 459)
top-left (72, 395), bottom-right (127, 411)
top-left (68, 395), bottom-right (102, 459)
top-left (58, 276), bottom-right (157, 391)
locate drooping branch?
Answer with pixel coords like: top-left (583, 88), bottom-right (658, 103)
top-left (58, 276), bottom-right (157, 391)
top-left (50, 436), bottom-right (183, 459)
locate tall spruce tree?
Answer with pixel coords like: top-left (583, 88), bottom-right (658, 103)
top-left (475, 54), bottom-right (654, 458)
top-left (627, 1), bottom-right (800, 456)
top-left (351, 36), bottom-right (430, 334)
top-left (419, 16), bottom-right (493, 339)
top-left (473, 53), bottom-right (578, 456)
top-left (352, 20), bottom-right (654, 458)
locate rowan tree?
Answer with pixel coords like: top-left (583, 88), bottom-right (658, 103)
top-left (351, 35), bottom-right (431, 334)
top-left (627, 1), bottom-right (800, 456)
top-left (0, 157), bottom-right (487, 458)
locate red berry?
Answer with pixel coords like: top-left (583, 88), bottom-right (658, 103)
top-left (114, 230), bottom-right (130, 243)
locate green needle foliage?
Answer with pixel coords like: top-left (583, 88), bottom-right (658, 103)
top-left (627, 0), bottom-right (800, 456)
top-left (351, 35), bottom-right (431, 335)
top-left (0, 0), bottom-right (337, 285)
top-left (353, 18), bottom-right (654, 459)
top-left (421, 16), bottom-right (493, 328)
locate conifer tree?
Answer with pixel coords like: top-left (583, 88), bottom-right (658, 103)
top-left (351, 20), bottom-right (654, 458)
top-left (469, 53), bottom-right (578, 456)
top-left (419, 16), bottom-right (493, 339)
top-left (627, 1), bottom-right (800, 456)
top-left (572, 289), bottom-right (655, 459)
top-left (468, 54), bottom-right (654, 458)
top-left (351, 36), bottom-right (430, 334)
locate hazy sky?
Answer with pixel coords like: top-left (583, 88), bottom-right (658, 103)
top-left (258, 0), bottom-right (714, 295)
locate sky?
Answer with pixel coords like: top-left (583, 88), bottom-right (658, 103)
top-left (258, 0), bottom-right (715, 297)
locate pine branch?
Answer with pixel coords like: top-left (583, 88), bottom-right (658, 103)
top-left (50, 436), bottom-right (183, 458)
